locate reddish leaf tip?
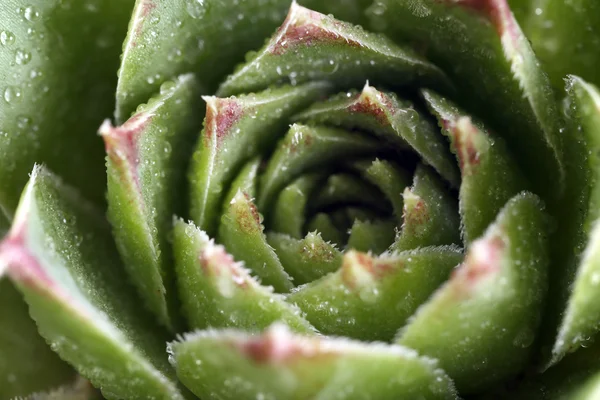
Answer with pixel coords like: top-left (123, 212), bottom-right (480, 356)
top-left (347, 85), bottom-right (394, 124)
top-left (449, 117), bottom-right (482, 174)
top-left (237, 324), bottom-right (313, 364)
top-left (452, 234), bottom-right (505, 289)
top-left (203, 96), bottom-right (244, 147)
top-left (199, 242), bottom-right (249, 290)
top-left (0, 227), bottom-right (54, 290)
top-left (100, 114), bottom-right (152, 169)
top-left (402, 189), bottom-right (429, 229)
top-left (443, 0), bottom-right (515, 37)
top-left (269, 3), bottom-right (362, 55)
top-left (341, 250), bottom-right (397, 288)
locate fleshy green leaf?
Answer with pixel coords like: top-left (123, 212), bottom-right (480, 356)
top-left (520, 0), bottom-right (600, 91)
top-left (258, 124), bottom-right (383, 212)
top-left (392, 164), bottom-right (460, 251)
top-left (297, 84), bottom-right (459, 186)
top-left (311, 173), bottom-right (391, 214)
top-left (0, 279), bottom-right (74, 399)
top-left (0, 0), bottom-right (134, 216)
top-left (270, 174), bottom-right (323, 239)
top-left (548, 77), bottom-right (600, 366)
top-left (354, 159), bottom-right (411, 224)
top-left (189, 83), bottom-right (329, 236)
top-left (219, 190), bottom-right (293, 293)
top-left (369, 0), bottom-right (565, 206)
top-left (423, 89), bottom-right (528, 244)
top-left (0, 166), bottom-right (190, 400)
top-left (173, 219), bottom-right (314, 334)
top-left (267, 231), bottom-right (342, 285)
top-left (397, 192), bottom-right (550, 393)
top-left (306, 213), bottom-right (346, 246)
top-left (346, 219), bottom-right (396, 254)
top-left (170, 324), bottom-right (458, 399)
top-left (101, 74), bottom-right (202, 331)
top-left (114, 0), bottom-right (370, 122)
top-left (289, 247), bottom-right (463, 341)
top-left (218, 3), bottom-right (449, 97)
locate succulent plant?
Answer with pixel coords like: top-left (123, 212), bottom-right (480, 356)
top-left (1, 0), bottom-right (600, 398)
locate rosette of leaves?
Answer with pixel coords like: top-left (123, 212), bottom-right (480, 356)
top-left (2, 0), bottom-right (600, 399)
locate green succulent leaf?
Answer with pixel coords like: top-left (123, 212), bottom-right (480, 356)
top-left (267, 231), bottom-right (342, 286)
top-left (296, 84), bottom-right (460, 187)
top-left (346, 219), bottom-right (396, 254)
top-left (0, 280), bottom-right (74, 399)
top-left (392, 164), bottom-right (460, 252)
top-left (548, 77), bottom-right (600, 366)
top-left (306, 212), bottom-right (346, 246)
top-left (311, 173), bottom-right (391, 214)
top-left (353, 159), bottom-right (411, 223)
top-left (115, 0), bottom-right (370, 122)
top-left (173, 218), bottom-right (314, 334)
top-left (189, 82), bottom-right (329, 237)
top-left (369, 0), bottom-right (565, 206)
top-left (0, 166), bottom-right (190, 400)
top-left (397, 192), bottom-right (550, 393)
top-left (519, 0), bottom-right (600, 91)
top-left (270, 173), bottom-right (324, 239)
top-left (219, 177), bottom-right (294, 292)
top-left (258, 124), bottom-right (383, 212)
top-left (218, 3), bottom-right (449, 97)
top-left (0, 0), bottom-right (134, 216)
top-left (101, 74), bottom-right (203, 331)
top-left (289, 246), bottom-right (463, 341)
top-left (423, 89), bottom-right (528, 244)
top-left (169, 324), bottom-right (458, 399)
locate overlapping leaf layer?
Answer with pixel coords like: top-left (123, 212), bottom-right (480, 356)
top-left (1, 0), bottom-right (600, 399)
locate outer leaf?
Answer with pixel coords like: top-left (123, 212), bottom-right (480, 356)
top-left (170, 324), bottom-right (458, 399)
top-left (0, 280), bottom-right (73, 399)
top-left (521, 0), bottom-right (600, 91)
top-left (173, 219), bottom-right (314, 334)
top-left (288, 247), bottom-right (463, 341)
top-left (423, 89), bottom-right (528, 244)
top-left (0, 166), bottom-right (190, 400)
top-left (369, 0), bottom-right (565, 206)
top-left (296, 85), bottom-right (459, 186)
top-left (549, 77), bottom-right (600, 365)
top-left (267, 232), bottom-right (342, 285)
top-left (115, 0), bottom-right (369, 121)
top-left (217, 3), bottom-right (449, 97)
top-left (397, 192), bottom-right (550, 393)
top-left (392, 164), bottom-right (460, 251)
top-left (101, 74), bottom-right (202, 331)
top-left (0, 0), bottom-right (134, 216)
top-left (189, 83), bottom-right (329, 236)
top-left (258, 124), bottom-right (382, 212)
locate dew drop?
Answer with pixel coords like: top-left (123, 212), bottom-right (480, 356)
top-left (23, 6), bottom-right (40, 21)
top-left (186, 0), bottom-right (208, 19)
top-left (15, 49), bottom-right (32, 65)
top-left (3, 86), bottom-right (22, 103)
top-left (0, 31), bottom-right (16, 46)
